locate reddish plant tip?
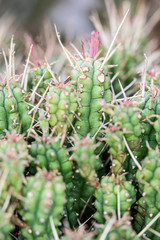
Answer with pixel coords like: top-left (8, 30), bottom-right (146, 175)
top-left (148, 69), bottom-right (156, 77)
top-left (124, 98), bottom-right (132, 107)
top-left (4, 131), bottom-right (24, 143)
top-left (81, 31), bottom-right (100, 59)
top-left (88, 31), bottom-right (100, 58)
top-left (25, 33), bottom-right (42, 66)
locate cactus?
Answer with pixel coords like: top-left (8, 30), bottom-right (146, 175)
top-left (134, 149), bottom-right (160, 239)
top-left (68, 170), bottom-right (95, 227)
top-left (21, 170), bottom-right (66, 239)
top-left (41, 81), bottom-right (77, 135)
top-left (146, 70), bottom-right (160, 89)
top-left (70, 32), bottom-right (112, 138)
top-left (98, 214), bottom-right (140, 240)
top-left (102, 99), bottom-right (143, 179)
top-left (29, 135), bottom-right (77, 228)
top-left (105, 124), bottom-right (127, 175)
top-left (94, 175), bottom-right (136, 224)
top-left (0, 83), bottom-right (32, 137)
top-left (0, 131), bottom-right (28, 204)
top-left (29, 63), bottom-right (52, 98)
top-left (0, 210), bottom-right (12, 240)
top-left (72, 135), bottom-right (101, 188)
top-left (154, 118), bottom-right (160, 144)
top-left (1, 6), bottom-right (160, 238)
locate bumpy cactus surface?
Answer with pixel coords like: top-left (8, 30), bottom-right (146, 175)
top-left (71, 32), bottom-right (112, 138)
top-left (0, 83), bottom-right (32, 136)
top-left (0, 131), bottom-right (28, 204)
top-left (29, 63), bottom-right (52, 97)
top-left (0, 210), bottom-right (12, 240)
top-left (1, 7), bottom-right (160, 239)
top-left (42, 81), bottom-right (77, 134)
top-left (94, 175), bottom-right (136, 224)
top-left (21, 170), bottom-right (66, 239)
top-left (134, 149), bottom-right (160, 239)
top-left (73, 135), bottom-right (100, 188)
top-left (105, 125), bottom-right (127, 175)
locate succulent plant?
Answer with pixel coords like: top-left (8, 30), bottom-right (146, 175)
top-left (94, 175), bottom-right (136, 224)
top-left (134, 149), bottom-right (160, 239)
top-left (72, 135), bottom-right (101, 188)
top-left (98, 214), bottom-right (140, 240)
top-left (21, 170), bottom-right (66, 239)
top-left (0, 210), bottom-right (12, 240)
top-left (0, 131), bottom-right (29, 204)
top-left (41, 81), bottom-right (77, 135)
top-left (29, 63), bottom-right (52, 98)
top-left (105, 124), bottom-right (127, 175)
top-left (0, 83), bottom-right (32, 137)
top-left (70, 32), bottom-right (112, 139)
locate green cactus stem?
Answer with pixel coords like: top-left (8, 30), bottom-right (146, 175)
top-left (0, 83), bottom-right (32, 137)
top-left (28, 63), bottom-right (52, 100)
top-left (41, 81), bottom-right (77, 135)
top-left (21, 170), bottom-right (66, 239)
top-left (98, 214), bottom-right (140, 240)
top-left (0, 131), bottom-right (29, 204)
top-left (72, 135), bottom-right (101, 188)
top-left (94, 175), bottom-right (136, 224)
top-left (105, 124), bottom-right (127, 175)
top-left (70, 32), bottom-right (112, 139)
top-left (29, 135), bottom-right (77, 228)
top-left (0, 210), bottom-right (12, 240)
top-left (135, 149), bottom-right (160, 240)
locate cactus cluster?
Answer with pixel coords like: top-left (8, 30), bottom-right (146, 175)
top-left (1, 3), bottom-right (160, 239)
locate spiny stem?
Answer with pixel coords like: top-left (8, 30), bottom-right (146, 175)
top-left (117, 185), bottom-right (121, 220)
top-left (54, 24), bottom-right (74, 68)
top-left (101, 8), bottom-right (129, 68)
top-left (123, 136), bottom-right (142, 170)
top-left (148, 228), bottom-right (160, 238)
top-left (2, 49), bottom-right (12, 96)
top-left (99, 218), bottom-right (115, 240)
top-left (63, 47), bottom-right (84, 75)
top-left (118, 79), bottom-right (126, 100)
top-left (21, 45), bottom-right (33, 89)
top-left (0, 169), bottom-right (9, 198)
top-left (50, 217), bottom-right (60, 240)
top-left (138, 212), bottom-right (160, 237)
top-left (141, 54), bottom-right (148, 98)
top-left (2, 195), bottom-right (11, 212)
top-left (111, 72), bottom-right (119, 83)
top-left (29, 86), bottom-right (49, 115)
top-left (78, 214), bottom-right (94, 229)
top-left (105, 43), bottom-right (121, 63)
top-left (70, 42), bottom-right (84, 60)
top-left (30, 70), bottom-right (47, 101)
top-left (9, 35), bottom-right (14, 80)
top-left (116, 78), bottom-right (137, 98)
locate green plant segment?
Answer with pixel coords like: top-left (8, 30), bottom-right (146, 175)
top-left (28, 63), bottom-right (52, 96)
top-left (134, 149), bottom-right (160, 240)
top-left (94, 175), bottom-right (136, 224)
top-left (0, 210), bottom-right (12, 240)
top-left (21, 170), bottom-right (66, 239)
top-left (0, 84), bottom-right (32, 136)
top-left (70, 32), bottom-right (112, 138)
top-left (29, 135), bottom-right (77, 228)
top-left (105, 125), bottom-right (127, 175)
top-left (98, 214), bottom-right (140, 240)
top-left (1, 6), bottom-right (160, 237)
top-left (42, 81), bottom-right (77, 134)
top-left (73, 135), bottom-right (100, 188)
top-left (0, 131), bottom-right (28, 204)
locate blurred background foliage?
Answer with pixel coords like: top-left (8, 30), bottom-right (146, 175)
top-left (0, 0), bottom-right (159, 71)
